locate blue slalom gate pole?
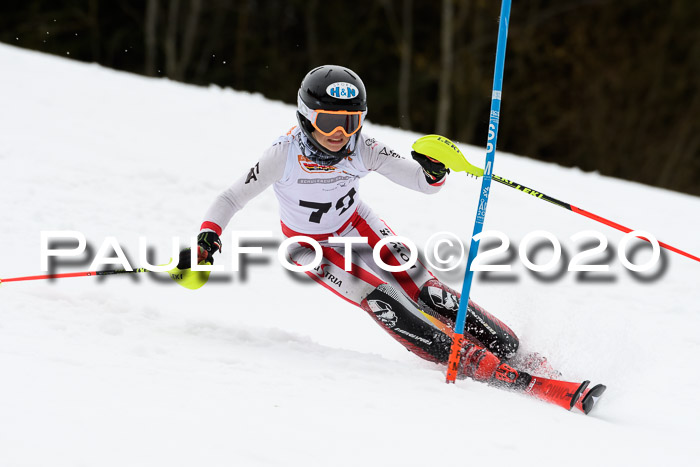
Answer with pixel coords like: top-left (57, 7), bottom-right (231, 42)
top-left (446, 0), bottom-right (512, 382)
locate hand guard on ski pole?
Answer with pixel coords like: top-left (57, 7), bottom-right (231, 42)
top-left (411, 151), bottom-right (450, 184)
top-left (176, 231), bottom-right (222, 269)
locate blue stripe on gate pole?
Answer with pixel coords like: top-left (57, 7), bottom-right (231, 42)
top-left (452, 0), bottom-right (512, 346)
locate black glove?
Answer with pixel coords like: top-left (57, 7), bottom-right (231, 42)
top-left (411, 151), bottom-right (450, 184)
top-left (176, 232), bottom-right (222, 269)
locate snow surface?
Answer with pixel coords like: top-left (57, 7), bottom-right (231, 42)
top-left (1, 43), bottom-right (699, 466)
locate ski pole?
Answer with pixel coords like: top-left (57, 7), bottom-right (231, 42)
top-left (413, 135), bottom-right (700, 264)
top-left (0, 268), bottom-right (151, 284)
top-left (1, 264), bottom-right (211, 290)
top-left (490, 175), bottom-right (700, 263)
top-left (444, 0), bottom-right (513, 383)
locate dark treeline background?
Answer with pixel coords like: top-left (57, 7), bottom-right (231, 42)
top-left (2, 0), bottom-right (698, 195)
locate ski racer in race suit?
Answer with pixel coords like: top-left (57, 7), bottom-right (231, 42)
top-left (184, 65), bottom-right (545, 389)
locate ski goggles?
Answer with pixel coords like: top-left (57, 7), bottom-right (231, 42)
top-left (298, 97), bottom-right (367, 137)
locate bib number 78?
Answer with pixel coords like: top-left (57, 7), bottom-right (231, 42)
top-left (299, 187), bottom-right (356, 224)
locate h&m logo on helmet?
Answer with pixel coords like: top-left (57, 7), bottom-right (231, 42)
top-left (326, 82), bottom-right (358, 99)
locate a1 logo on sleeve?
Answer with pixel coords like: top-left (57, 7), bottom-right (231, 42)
top-left (245, 162), bottom-right (260, 183)
top-left (326, 82), bottom-right (359, 99)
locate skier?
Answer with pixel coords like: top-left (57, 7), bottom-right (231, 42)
top-left (179, 65), bottom-right (603, 411)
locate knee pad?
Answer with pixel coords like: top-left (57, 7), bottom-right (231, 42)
top-left (360, 284), bottom-right (452, 363)
top-left (418, 278), bottom-right (520, 359)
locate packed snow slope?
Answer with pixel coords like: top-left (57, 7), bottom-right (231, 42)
top-left (1, 43), bottom-right (699, 467)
